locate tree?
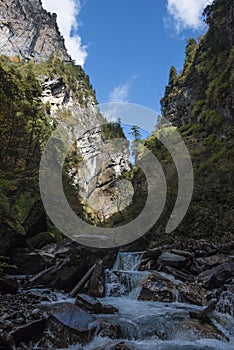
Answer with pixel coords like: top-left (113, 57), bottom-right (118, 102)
top-left (183, 38), bottom-right (197, 74)
top-left (168, 66), bottom-right (177, 87)
top-left (129, 125), bottom-right (142, 164)
top-left (164, 66), bottom-right (177, 97)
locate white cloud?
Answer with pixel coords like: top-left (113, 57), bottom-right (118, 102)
top-left (166, 0), bottom-right (213, 32)
top-left (41, 0), bottom-right (87, 66)
top-left (108, 83), bottom-right (130, 103)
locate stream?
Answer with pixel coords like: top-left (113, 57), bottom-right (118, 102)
top-left (61, 252), bottom-right (234, 350)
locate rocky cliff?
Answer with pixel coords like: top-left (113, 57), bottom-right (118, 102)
top-left (0, 0), bottom-right (70, 62)
top-left (161, 0), bottom-right (234, 128)
top-left (0, 0), bottom-right (131, 254)
top-left (145, 0), bottom-right (234, 242)
top-left (40, 74), bottom-right (131, 221)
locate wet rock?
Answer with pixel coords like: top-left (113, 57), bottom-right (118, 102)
top-left (0, 273), bottom-right (18, 295)
top-left (157, 252), bottom-right (187, 269)
top-left (39, 304), bottom-right (97, 348)
top-left (138, 272), bottom-right (179, 302)
top-left (163, 266), bottom-right (195, 282)
top-left (95, 321), bottom-right (124, 339)
top-left (177, 282), bottom-right (208, 306)
top-left (100, 304), bottom-right (119, 314)
top-left (189, 299), bottom-right (217, 321)
top-left (88, 260), bottom-right (105, 298)
top-left (180, 318), bottom-right (229, 342)
top-left (75, 294), bottom-right (118, 314)
top-left (111, 343), bottom-right (134, 350)
top-left (10, 319), bottom-right (46, 345)
top-left (198, 262), bottom-right (234, 289)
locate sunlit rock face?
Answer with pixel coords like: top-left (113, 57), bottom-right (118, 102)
top-left (0, 0), bottom-right (131, 221)
top-left (0, 0), bottom-right (70, 62)
top-left (40, 77), bottom-right (131, 221)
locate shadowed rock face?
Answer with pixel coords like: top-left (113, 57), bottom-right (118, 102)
top-left (0, 0), bottom-right (70, 62)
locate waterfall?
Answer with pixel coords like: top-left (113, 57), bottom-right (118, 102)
top-left (92, 251), bottom-right (234, 350)
top-left (105, 251), bottom-right (150, 299)
top-left (113, 251), bottom-right (143, 271)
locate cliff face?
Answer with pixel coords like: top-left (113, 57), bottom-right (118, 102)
top-left (40, 75), bottom-right (131, 221)
top-left (0, 0), bottom-right (70, 62)
top-left (161, 0), bottom-right (234, 129)
top-left (145, 0), bottom-right (234, 243)
top-left (0, 0), bottom-right (131, 247)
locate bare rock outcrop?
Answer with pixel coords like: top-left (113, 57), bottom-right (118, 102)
top-left (0, 0), bottom-right (70, 62)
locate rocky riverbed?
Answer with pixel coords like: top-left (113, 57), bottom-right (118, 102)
top-left (0, 236), bottom-right (234, 349)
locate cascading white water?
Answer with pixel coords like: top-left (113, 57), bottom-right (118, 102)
top-left (113, 252), bottom-right (143, 271)
top-left (105, 252), bottom-right (150, 299)
top-left (64, 252), bottom-right (234, 350)
top-left (93, 252), bottom-right (234, 350)
top-left (216, 291), bottom-right (234, 317)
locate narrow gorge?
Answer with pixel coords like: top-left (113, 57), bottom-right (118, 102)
top-left (0, 0), bottom-right (233, 349)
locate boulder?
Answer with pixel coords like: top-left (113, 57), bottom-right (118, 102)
top-left (163, 266), bottom-right (195, 282)
top-left (190, 255), bottom-right (229, 275)
top-left (39, 304), bottom-right (97, 348)
top-left (100, 304), bottom-right (119, 314)
top-left (198, 262), bottom-right (234, 289)
top-left (27, 232), bottom-right (56, 249)
top-left (157, 252), bottom-right (187, 269)
top-left (138, 272), bottom-right (179, 302)
top-left (177, 282), bottom-right (208, 306)
top-left (0, 273), bottom-right (18, 295)
top-left (189, 299), bottom-right (217, 321)
top-left (88, 260), bottom-right (105, 298)
top-left (95, 320), bottom-right (124, 339)
top-left (75, 294), bottom-right (118, 314)
top-left (179, 318), bottom-right (229, 342)
top-left (170, 249), bottom-right (194, 258)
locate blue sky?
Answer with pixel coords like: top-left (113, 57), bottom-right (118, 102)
top-left (42, 0), bottom-right (212, 131)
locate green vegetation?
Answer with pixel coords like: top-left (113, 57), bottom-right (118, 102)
top-left (0, 54), bottom-right (100, 254)
top-left (105, 0), bottom-right (233, 244)
top-left (0, 0), bottom-right (233, 254)
top-left (101, 119), bottom-right (125, 140)
top-left (128, 125), bottom-right (142, 163)
top-left (146, 0), bottom-right (234, 243)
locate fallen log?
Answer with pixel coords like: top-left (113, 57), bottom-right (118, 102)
top-left (70, 263), bottom-right (96, 298)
